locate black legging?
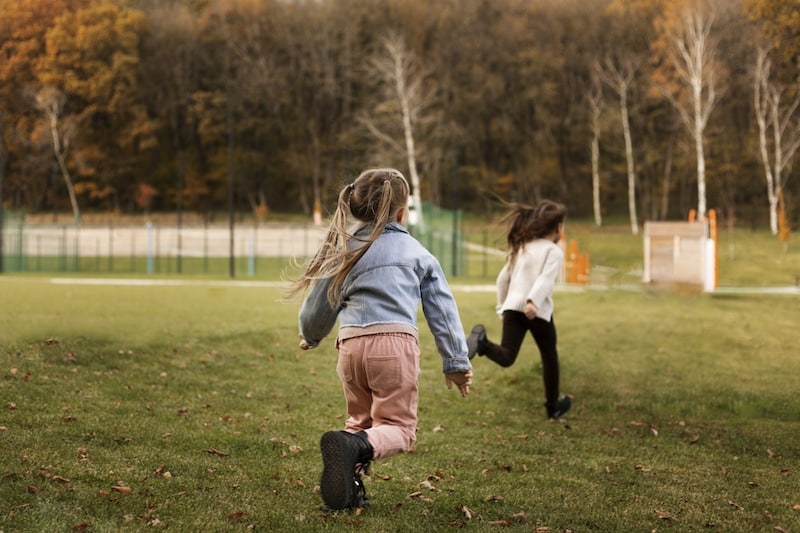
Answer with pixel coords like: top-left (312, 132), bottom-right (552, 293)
top-left (484, 310), bottom-right (560, 404)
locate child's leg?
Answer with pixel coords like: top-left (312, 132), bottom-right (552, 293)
top-left (347, 333), bottom-right (420, 460)
top-left (337, 338), bottom-right (375, 432)
top-left (530, 317), bottom-right (559, 404)
top-left (483, 310), bottom-right (528, 367)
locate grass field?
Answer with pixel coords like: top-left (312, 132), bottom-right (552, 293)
top-left (1, 226), bottom-right (799, 532)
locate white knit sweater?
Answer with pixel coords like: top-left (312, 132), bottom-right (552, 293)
top-left (495, 238), bottom-right (564, 321)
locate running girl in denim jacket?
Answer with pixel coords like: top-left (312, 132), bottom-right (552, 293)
top-left (287, 168), bottom-right (473, 512)
top-left (466, 200), bottom-right (572, 419)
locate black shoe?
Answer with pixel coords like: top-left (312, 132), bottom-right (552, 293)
top-left (466, 324), bottom-right (487, 360)
top-left (320, 430), bottom-right (373, 511)
top-left (545, 396), bottom-right (572, 419)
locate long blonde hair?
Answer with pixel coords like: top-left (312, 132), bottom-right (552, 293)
top-left (286, 168), bottom-right (410, 306)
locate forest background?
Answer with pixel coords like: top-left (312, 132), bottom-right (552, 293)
top-left (0, 0), bottom-right (798, 235)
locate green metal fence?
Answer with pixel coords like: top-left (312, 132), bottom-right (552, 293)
top-left (0, 204), bottom-right (477, 278)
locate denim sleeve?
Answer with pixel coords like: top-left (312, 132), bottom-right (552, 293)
top-left (420, 261), bottom-right (472, 374)
top-left (298, 277), bottom-right (341, 348)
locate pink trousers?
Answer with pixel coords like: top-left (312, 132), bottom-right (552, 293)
top-left (336, 333), bottom-right (420, 460)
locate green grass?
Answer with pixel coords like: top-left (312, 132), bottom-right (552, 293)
top-left (1, 224), bottom-right (799, 531)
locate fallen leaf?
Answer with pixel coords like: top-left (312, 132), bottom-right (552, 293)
top-left (227, 511), bottom-right (245, 521)
top-left (419, 480), bottom-right (436, 491)
top-left (488, 520), bottom-right (510, 526)
top-left (792, 503), bottom-right (800, 511)
top-left (207, 449), bottom-right (229, 456)
top-left (27, 485), bottom-right (40, 494)
top-left (485, 494), bottom-right (504, 502)
top-left (52, 476), bottom-right (71, 483)
top-left (461, 505), bottom-right (480, 520)
top-left (728, 500), bottom-right (744, 510)
top-left (72, 524), bottom-right (89, 532)
top-left (408, 491), bottom-right (433, 503)
top-left (433, 424), bottom-right (445, 432)
top-left (654, 510), bottom-right (676, 521)
top-left (110, 486), bottom-right (132, 494)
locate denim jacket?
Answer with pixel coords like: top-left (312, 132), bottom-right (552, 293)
top-left (298, 222), bottom-right (471, 374)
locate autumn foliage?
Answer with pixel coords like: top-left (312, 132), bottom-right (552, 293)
top-left (0, 0), bottom-right (797, 228)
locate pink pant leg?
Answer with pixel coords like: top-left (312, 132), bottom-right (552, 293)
top-left (336, 333), bottom-right (420, 460)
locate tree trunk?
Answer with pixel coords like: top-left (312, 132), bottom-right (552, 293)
top-left (620, 90), bottom-right (638, 235)
top-left (48, 113), bottom-right (80, 224)
top-left (392, 41), bottom-right (424, 230)
top-left (589, 74), bottom-right (602, 226)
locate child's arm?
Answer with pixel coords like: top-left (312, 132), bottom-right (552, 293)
top-left (298, 277), bottom-right (340, 349)
top-left (527, 246), bottom-right (563, 309)
top-left (420, 266), bottom-right (472, 375)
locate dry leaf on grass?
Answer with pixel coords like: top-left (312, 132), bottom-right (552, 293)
top-left (207, 448), bottom-right (229, 456)
top-left (654, 509), bottom-right (676, 521)
top-left (461, 505), bottom-right (480, 520)
top-left (408, 491), bottom-right (433, 503)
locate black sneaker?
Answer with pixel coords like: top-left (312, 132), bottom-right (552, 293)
top-left (320, 431), bottom-right (357, 511)
top-left (320, 431), bottom-right (372, 511)
top-left (545, 396), bottom-right (572, 419)
top-left (466, 324), bottom-right (487, 360)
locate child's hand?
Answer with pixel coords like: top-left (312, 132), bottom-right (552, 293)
top-left (445, 370), bottom-right (473, 397)
top-left (523, 300), bottom-right (538, 320)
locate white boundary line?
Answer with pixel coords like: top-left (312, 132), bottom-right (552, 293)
top-left (3, 277), bottom-right (796, 295)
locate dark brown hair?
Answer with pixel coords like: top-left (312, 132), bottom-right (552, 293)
top-left (500, 199), bottom-right (566, 260)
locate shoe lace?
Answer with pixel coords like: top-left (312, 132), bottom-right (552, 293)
top-left (353, 474), bottom-right (370, 508)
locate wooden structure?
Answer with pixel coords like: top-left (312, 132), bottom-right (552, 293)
top-left (643, 213), bottom-right (717, 291)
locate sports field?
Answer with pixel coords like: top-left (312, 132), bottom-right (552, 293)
top-left (1, 225), bottom-right (799, 531)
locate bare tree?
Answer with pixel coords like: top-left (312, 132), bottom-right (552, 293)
top-left (35, 87), bottom-right (80, 223)
top-left (588, 67), bottom-right (603, 226)
top-left (663, 3), bottom-right (719, 221)
top-left (362, 32), bottom-right (433, 229)
top-left (753, 46), bottom-right (800, 235)
top-left (597, 56), bottom-right (639, 234)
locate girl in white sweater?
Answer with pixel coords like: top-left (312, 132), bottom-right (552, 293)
top-left (467, 200), bottom-right (572, 419)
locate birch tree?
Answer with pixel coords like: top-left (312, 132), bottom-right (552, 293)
top-left (598, 57), bottom-right (639, 234)
top-left (753, 46), bottom-right (800, 235)
top-left (660, 2), bottom-right (719, 220)
top-left (362, 32), bottom-right (429, 229)
top-left (35, 87), bottom-right (80, 223)
top-left (588, 67), bottom-right (603, 226)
